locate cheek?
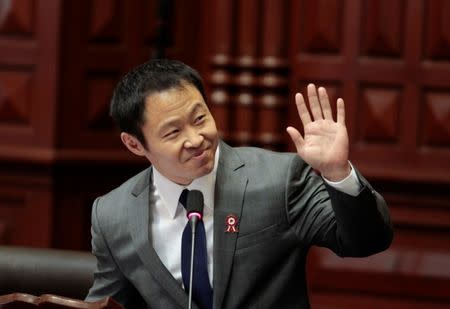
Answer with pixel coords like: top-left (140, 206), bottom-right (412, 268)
top-left (170, 143), bottom-right (187, 163)
top-left (148, 143), bottom-right (182, 164)
top-left (204, 122), bottom-right (218, 139)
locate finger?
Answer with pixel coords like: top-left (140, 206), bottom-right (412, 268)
top-left (286, 126), bottom-right (304, 152)
top-left (318, 87), bottom-right (333, 120)
top-left (295, 92), bottom-right (312, 126)
top-left (336, 98), bottom-right (345, 124)
top-left (307, 83), bottom-right (323, 120)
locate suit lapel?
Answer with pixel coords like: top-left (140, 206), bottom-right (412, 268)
top-left (128, 168), bottom-right (195, 309)
top-left (213, 142), bottom-right (248, 309)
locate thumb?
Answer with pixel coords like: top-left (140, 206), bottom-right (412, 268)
top-left (286, 127), bottom-right (304, 153)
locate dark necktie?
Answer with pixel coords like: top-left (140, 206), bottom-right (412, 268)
top-left (180, 189), bottom-right (213, 309)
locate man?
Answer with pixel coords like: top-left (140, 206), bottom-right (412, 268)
top-left (86, 59), bottom-right (393, 308)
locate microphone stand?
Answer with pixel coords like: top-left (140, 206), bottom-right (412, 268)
top-left (188, 215), bottom-right (199, 309)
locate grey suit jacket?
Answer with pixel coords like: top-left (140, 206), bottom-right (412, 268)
top-left (86, 141), bottom-right (393, 308)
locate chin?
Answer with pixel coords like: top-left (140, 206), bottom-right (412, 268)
top-left (196, 162), bottom-right (214, 178)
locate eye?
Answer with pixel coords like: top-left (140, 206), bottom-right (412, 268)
top-left (195, 114), bottom-right (206, 124)
top-left (164, 129), bottom-right (179, 138)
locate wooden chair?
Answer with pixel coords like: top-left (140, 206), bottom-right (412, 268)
top-left (0, 293), bottom-right (124, 308)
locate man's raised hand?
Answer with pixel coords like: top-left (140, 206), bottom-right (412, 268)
top-left (286, 84), bottom-right (351, 181)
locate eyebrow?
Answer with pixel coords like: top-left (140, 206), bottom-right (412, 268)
top-left (190, 102), bottom-right (206, 114)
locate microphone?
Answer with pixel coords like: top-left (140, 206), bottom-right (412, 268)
top-left (186, 190), bottom-right (204, 230)
top-left (185, 190), bottom-right (204, 309)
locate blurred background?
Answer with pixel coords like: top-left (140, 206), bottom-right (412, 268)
top-left (0, 0), bottom-right (449, 307)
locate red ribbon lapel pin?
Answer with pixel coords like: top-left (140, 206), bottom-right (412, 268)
top-left (225, 214), bottom-right (238, 233)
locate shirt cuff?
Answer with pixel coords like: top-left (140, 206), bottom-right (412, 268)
top-left (322, 162), bottom-right (361, 196)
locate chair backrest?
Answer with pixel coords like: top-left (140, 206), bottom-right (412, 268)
top-left (0, 246), bottom-right (96, 300)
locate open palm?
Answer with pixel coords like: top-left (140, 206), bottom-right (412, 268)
top-left (286, 84), bottom-right (350, 181)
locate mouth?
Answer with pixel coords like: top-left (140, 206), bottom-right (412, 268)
top-left (186, 147), bottom-right (211, 162)
top-left (191, 149), bottom-right (207, 159)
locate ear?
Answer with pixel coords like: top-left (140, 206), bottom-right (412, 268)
top-left (120, 132), bottom-right (147, 157)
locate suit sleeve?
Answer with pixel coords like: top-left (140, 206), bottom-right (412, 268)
top-left (285, 155), bottom-right (394, 257)
top-left (85, 197), bottom-right (145, 308)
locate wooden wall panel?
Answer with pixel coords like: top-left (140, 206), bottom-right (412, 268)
top-left (290, 0), bottom-right (450, 182)
top-left (424, 0), bottom-right (450, 60)
top-left (0, 0), bottom-right (60, 247)
top-left (298, 0), bottom-right (343, 54)
top-left (204, 0), bottom-right (290, 149)
top-left (0, 0), bottom-right (35, 36)
top-left (421, 90), bottom-right (450, 147)
top-left (88, 0), bottom-right (122, 42)
top-left (0, 167), bottom-right (52, 247)
top-left (0, 0), bottom-right (37, 147)
top-left (359, 86), bottom-right (401, 143)
top-left (58, 0), bottom-right (139, 152)
top-left (361, 0), bottom-right (404, 57)
top-left (0, 71), bottom-right (33, 125)
top-left (0, 0), bottom-right (60, 158)
top-left (287, 0), bottom-right (450, 307)
top-left (57, 0), bottom-right (202, 157)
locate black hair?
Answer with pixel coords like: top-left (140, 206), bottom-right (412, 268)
top-left (110, 59), bottom-right (206, 148)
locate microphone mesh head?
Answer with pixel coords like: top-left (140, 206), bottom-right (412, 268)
top-left (186, 190), bottom-right (204, 215)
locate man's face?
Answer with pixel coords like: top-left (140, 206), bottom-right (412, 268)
top-left (140, 84), bottom-right (219, 185)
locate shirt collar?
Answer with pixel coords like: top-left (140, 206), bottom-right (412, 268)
top-left (153, 145), bottom-right (220, 219)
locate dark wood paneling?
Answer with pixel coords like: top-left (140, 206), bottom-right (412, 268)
top-left (0, 0), bottom-right (60, 153)
top-left (202, 0), bottom-right (290, 149)
top-left (0, 0), bottom-right (203, 250)
top-left (58, 0), bottom-right (202, 153)
top-left (0, 0), bottom-right (449, 308)
top-left (0, 164), bottom-right (53, 247)
top-left (290, 0), bottom-right (450, 182)
top-left (0, 0), bottom-right (60, 247)
top-left (287, 0), bottom-right (450, 307)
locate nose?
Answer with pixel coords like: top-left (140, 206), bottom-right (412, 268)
top-left (184, 127), bottom-right (204, 148)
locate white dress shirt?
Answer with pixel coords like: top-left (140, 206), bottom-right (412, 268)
top-left (150, 145), bottom-right (360, 289)
top-left (151, 148), bottom-right (219, 287)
